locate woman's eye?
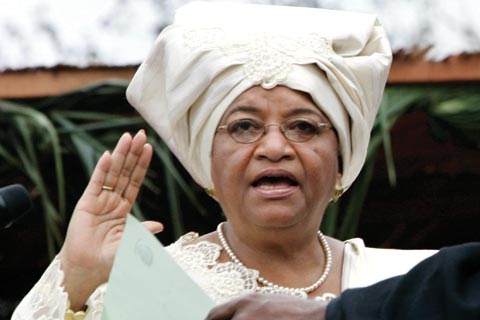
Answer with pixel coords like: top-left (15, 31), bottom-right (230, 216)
top-left (229, 119), bottom-right (259, 133)
top-left (289, 120), bottom-right (316, 133)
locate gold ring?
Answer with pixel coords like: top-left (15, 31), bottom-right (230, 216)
top-left (102, 185), bottom-right (114, 191)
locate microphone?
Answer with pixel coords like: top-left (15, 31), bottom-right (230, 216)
top-left (0, 184), bottom-right (33, 228)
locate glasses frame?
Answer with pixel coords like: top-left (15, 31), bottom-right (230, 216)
top-left (216, 117), bottom-right (332, 144)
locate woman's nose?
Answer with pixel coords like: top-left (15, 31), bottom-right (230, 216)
top-left (253, 125), bottom-right (295, 162)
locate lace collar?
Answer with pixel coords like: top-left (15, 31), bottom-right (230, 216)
top-left (166, 232), bottom-right (337, 304)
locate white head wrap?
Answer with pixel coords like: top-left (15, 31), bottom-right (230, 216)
top-left (127, 1), bottom-right (392, 191)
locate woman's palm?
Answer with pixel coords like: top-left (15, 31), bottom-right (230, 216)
top-left (60, 130), bottom-right (163, 285)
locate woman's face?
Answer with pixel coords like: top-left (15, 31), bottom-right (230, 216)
top-left (211, 85), bottom-right (340, 231)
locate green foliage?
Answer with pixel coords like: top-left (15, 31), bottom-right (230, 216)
top-left (0, 99), bottom-right (65, 257)
top-left (1, 81), bottom-right (478, 257)
top-left (322, 84), bottom-right (480, 240)
top-left (0, 80), bottom-right (207, 259)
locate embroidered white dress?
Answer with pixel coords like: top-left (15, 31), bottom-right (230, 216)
top-left (12, 234), bottom-right (436, 320)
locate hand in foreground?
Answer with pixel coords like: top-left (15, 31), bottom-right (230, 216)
top-left (59, 130), bottom-right (163, 310)
top-left (206, 293), bottom-right (328, 320)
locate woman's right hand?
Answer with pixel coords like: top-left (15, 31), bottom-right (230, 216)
top-left (58, 130), bottom-right (164, 310)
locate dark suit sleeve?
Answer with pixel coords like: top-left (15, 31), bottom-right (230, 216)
top-left (326, 242), bottom-right (480, 320)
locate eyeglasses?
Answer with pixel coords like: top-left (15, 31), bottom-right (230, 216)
top-left (216, 117), bottom-right (332, 144)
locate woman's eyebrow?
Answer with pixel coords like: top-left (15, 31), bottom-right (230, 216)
top-left (225, 105), bottom-right (261, 118)
top-left (289, 108), bottom-right (325, 119)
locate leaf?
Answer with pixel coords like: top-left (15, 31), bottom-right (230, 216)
top-left (150, 138), bottom-right (207, 217)
top-left (377, 94), bottom-right (397, 187)
top-left (321, 202), bottom-right (339, 236)
top-left (165, 159), bottom-right (185, 238)
top-left (338, 158), bottom-right (376, 240)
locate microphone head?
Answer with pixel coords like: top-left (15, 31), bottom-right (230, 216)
top-left (0, 184), bottom-right (33, 228)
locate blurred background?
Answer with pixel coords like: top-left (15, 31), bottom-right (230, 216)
top-left (1, 0), bottom-right (479, 318)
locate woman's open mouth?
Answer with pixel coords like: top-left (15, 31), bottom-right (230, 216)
top-left (251, 170), bottom-right (299, 197)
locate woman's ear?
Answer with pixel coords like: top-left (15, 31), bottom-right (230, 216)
top-left (337, 153), bottom-right (343, 175)
top-left (335, 172), bottom-right (342, 186)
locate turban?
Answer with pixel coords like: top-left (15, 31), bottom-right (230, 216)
top-left (126, 1), bottom-right (392, 191)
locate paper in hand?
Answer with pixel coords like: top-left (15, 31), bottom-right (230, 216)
top-left (102, 215), bottom-right (215, 320)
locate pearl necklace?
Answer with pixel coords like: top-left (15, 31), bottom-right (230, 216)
top-left (216, 222), bottom-right (332, 294)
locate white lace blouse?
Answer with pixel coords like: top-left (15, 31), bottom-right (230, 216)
top-left (12, 234), bottom-right (436, 320)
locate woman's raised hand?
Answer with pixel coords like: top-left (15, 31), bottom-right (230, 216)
top-left (58, 130), bottom-right (163, 310)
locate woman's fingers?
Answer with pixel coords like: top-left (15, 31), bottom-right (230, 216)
top-left (123, 143), bottom-right (153, 204)
top-left (142, 220), bottom-right (164, 234)
top-left (115, 130), bottom-right (148, 194)
top-left (78, 130), bottom-right (151, 217)
top-left (85, 150), bottom-right (112, 196)
top-left (102, 132), bottom-right (133, 192)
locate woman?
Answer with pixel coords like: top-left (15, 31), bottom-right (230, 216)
top-left (13, 2), bottom-right (436, 319)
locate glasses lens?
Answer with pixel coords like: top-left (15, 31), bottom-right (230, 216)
top-left (283, 118), bottom-right (318, 142)
top-left (228, 119), bottom-right (263, 143)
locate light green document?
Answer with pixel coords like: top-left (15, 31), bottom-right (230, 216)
top-left (102, 215), bottom-right (215, 320)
